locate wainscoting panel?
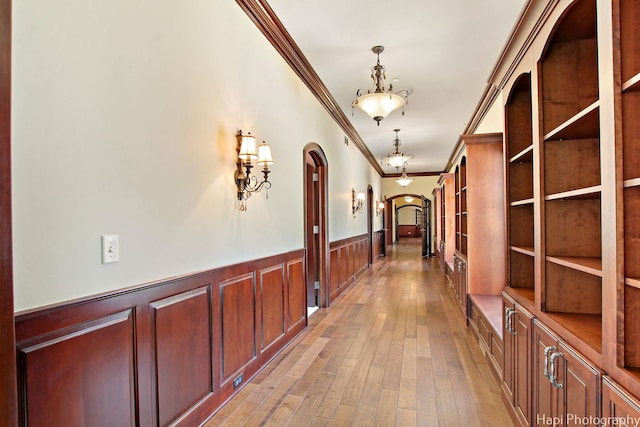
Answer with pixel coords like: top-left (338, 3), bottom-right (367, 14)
top-left (329, 235), bottom-right (369, 303)
top-left (151, 287), bottom-right (213, 426)
top-left (220, 273), bottom-right (256, 381)
top-left (17, 310), bottom-right (136, 426)
top-left (14, 249), bottom-right (306, 427)
top-left (286, 259), bottom-right (306, 332)
top-left (259, 265), bottom-right (285, 351)
top-left (329, 248), bottom-right (340, 296)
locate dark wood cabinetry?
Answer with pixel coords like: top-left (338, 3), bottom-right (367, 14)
top-left (437, 173), bottom-right (455, 276)
top-left (503, 293), bottom-right (534, 427)
top-left (532, 319), bottom-right (602, 425)
top-left (452, 253), bottom-right (467, 314)
top-left (602, 376), bottom-right (640, 423)
top-left (497, 0), bottom-right (640, 423)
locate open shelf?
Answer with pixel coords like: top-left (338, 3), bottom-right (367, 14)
top-left (509, 160), bottom-right (533, 202)
top-left (544, 311), bottom-right (602, 353)
top-left (545, 261), bottom-right (602, 315)
top-left (626, 286), bottom-right (640, 368)
top-left (545, 197), bottom-right (601, 258)
top-left (511, 246), bottom-right (534, 257)
top-left (621, 0), bottom-right (640, 85)
top-left (545, 185), bottom-right (601, 201)
top-left (509, 249), bottom-right (534, 290)
top-left (539, 0), bottom-right (598, 135)
top-left (511, 198), bottom-right (534, 207)
top-left (507, 286), bottom-right (535, 306)
top-left (544, 137), bottom-right (600, 195)
top-left (543, 102), bottom-right (599, 142)
top-left (545, 256), bottom-right (602, 277)
top-left (509, 205), bottom-right (534, 248)
top-left (510, 145), bottom-right (533, 163)
top-left (506, 73), bottom-right (533, 156)
top-left (506, 73), bottom-right (534, 296)
top-left (621, 0), bottom-right (640, 374)
top-left (625, 186), bottom-right (640, 280)
top-left (623, 73), bottom-right (640, 93)
top-left (623, 91), bottom-right (640, 181)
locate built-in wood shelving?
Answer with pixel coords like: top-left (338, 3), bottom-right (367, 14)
top-left (505, 72), bottom-right (534, 295)
top-left (622, 0), bottom-right (640, 371)
top-left (540, 0), bottom-right (601, 350)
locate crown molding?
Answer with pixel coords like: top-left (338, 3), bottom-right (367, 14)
top-left (235, 0), bottom-right (384, 175)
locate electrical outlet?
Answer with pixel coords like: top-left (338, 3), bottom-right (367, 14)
top-left (233, 374), bottom-right (243, 389)
top-left (101, 235), bottom-right (119, 264)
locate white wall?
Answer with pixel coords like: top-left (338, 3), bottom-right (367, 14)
top-left (474, 95), bottom-right (505, 134)
top-left (11, 0), bottom-right (380, 311)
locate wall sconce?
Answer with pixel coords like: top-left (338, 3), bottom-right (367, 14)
top-left (376, 201), bottom-right (385, 216)
top-left (235, 130), bottom-right (274, 211)
top-left (352, 189), bottom-right (365, 216)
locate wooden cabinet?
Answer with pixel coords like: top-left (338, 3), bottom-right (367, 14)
top-left (471, 0), bottom-right (640, 420)
top-left (619, 0), bottom-right (640, 393)
top-left (532, 319), bottom-right (602, 426)
top-left (602, 376), bottom-right (640, 423)
top-left (469, 295), bottom-right (503, 378)
top-left (437, 173), bottom-right (455, 276)
top-left (452, 253), bottom-right (467, 315)
top-left (503, 293), bottom-right (534, 427)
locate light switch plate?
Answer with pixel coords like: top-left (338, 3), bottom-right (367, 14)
top-left (101, 235), bottom-right (119, 264)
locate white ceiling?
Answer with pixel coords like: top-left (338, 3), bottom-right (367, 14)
top-left (268, 0), bottom-right (528, 175)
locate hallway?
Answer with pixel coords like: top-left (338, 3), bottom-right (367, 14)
top-left (204, 239), bottom-right (513, 426)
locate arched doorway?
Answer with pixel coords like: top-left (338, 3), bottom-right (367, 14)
top-left (303, 144), bottom-right (329, 311)
top-left (385, 193), bottom-right (432, 257)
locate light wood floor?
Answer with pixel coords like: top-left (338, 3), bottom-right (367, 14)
top-left (204, 239), bottom-right (514, 427)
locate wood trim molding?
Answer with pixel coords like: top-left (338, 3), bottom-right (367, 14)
top-left (234, 0), bottom-right (384, 176)
top-left (0, 0), bottom-right (17, 423)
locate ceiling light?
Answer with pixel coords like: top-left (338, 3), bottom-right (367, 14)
top-left (381, 129), bottom-right (413, 170)
top-left (405, 196), bottom-right (414, 203)
top-left (352, 46), bottom-right (409, 126)
top-left (396, 166), bottom-right (414, 188)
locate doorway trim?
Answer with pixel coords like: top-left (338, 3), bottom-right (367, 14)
top-left (0, 0), bottom-right (17, 422)
top-left (384, 193), bottom-right (432, 257)
top-left (303, 143), bottom-right (329, 308)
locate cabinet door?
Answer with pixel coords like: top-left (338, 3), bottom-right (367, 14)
top-left (503, 296), bottom-right (516, 405)
top-left (533, 320), bottom-right (562, 424)
top-left (513, 305), bottom-right (533, 427)
top-left (459, 259), bottom-right (467, 312)
top-left (558, 342), bottom-right (601, 423)
top-left (602, 376), bottom-right (640, 422)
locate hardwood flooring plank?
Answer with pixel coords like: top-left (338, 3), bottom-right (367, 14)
top-left (330, 404), bottom-right (357, 426)
top-left (315, 358), bottom-right (358, 419)
top-left (261, 393), bottom-right (303, 426)
top-left (375, 388), bottom-right (398, 427)
top-left (396, 408), bottom-right (417, 426)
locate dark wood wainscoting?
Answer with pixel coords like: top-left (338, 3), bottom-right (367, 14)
top-left (398, 224), bottom-right (420, 238)
top-left (14, 249), bottom-right (306, 427)
top-left (372, 229), bottom-right (384, 261)
top-left (328, 234), bottom-right (368, 304)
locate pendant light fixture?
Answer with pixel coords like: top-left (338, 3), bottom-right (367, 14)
top-left (381, 129), bottom-right (413, 170)
top-left (396, 165), bottom-right (414, 188)
top-left (352, 46), bottom-right (409, 125)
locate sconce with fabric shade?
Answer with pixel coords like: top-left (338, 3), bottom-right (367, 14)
top-left (235, 130), bottom-right (274, 211)
top-left (352, 189), bottom-right (365, 216)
